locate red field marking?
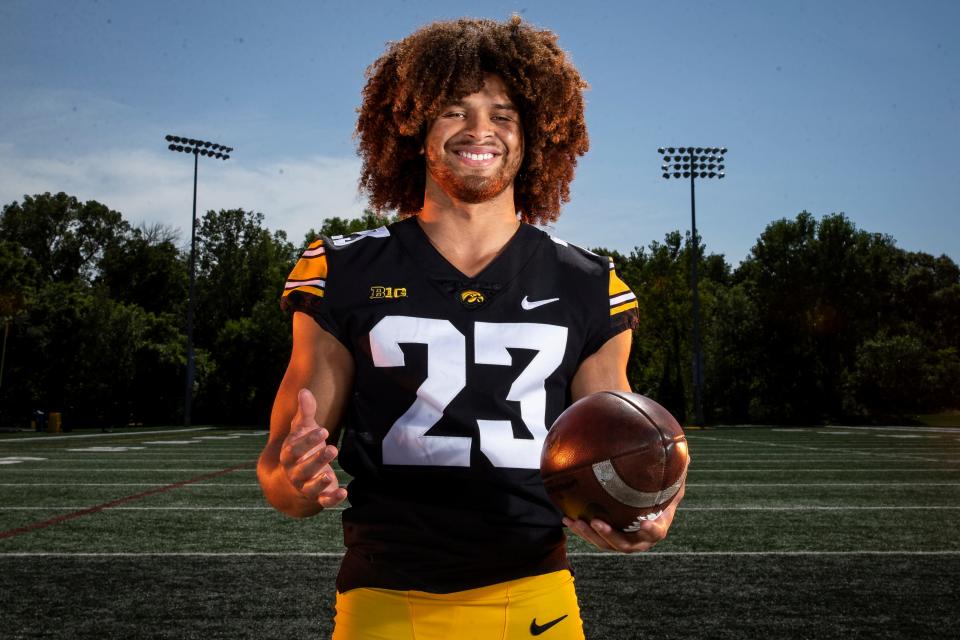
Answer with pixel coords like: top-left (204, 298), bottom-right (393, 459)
top-left (0, 462), bottom-right (255, 540)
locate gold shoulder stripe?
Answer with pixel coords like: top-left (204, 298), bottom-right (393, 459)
top-left (287, 253), bottom-right (328, 283)
top-left (283, 242), bottom-right (329, 300)
top-left (282, 285), bottom-right (325, 298)
top-left (610, 299), bottom-right (639, 316)
top-left (609, 269), bottom-right (632, 296)
top-left (607, 259), bottom-right (636, 315)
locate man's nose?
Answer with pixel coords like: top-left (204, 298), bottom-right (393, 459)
top-left (462, 111), bottom-right (495, 139)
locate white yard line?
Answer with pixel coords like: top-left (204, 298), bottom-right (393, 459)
top-left (828, 426), bottom-right (960, 434)
top-left (0, 428), bottom-right (216, 442)
top-left (1, 551), bottom-right (958, 558)
top-left (0, 468), bottom-right (253, 472)
top-left (692, 449), bottom-right (960, 453)
top-left (689, 445), bottom-right (960, 451)
top-left (687, 458), bottom-right (959, 463)
top-left (691, 468), bottom-right (960, 472)
top-left (0, 483), bottom-right (263, 487)
top-left (3, 505), bottom-right (957, 512)
top-left (0, 552), bottom-right (348, 557)
top-left (6, 447), bottom-right (267, 451)
top-left (686, 434), bottom-right (942, 463)
top-left (679, 506), bottom-right (960, 511)
top-left (22, 467), bottom-right (955, 473)
top-left (0, 482), bottom-right (947, 489)
top-left (567, 550), bottom-right (960, 557)
top-left (685, 482), bottom-right (960, 487)
top-left (689, 442), bottom-right (960, 447)
top-left (1, 506), bottom-right (277, 510)
top-left (16, 467), bottom-right (955, 473)
top-left (684, 451), bottom-right (959, 454)
top-left (689, 443), bottom-right (960, 447)
top-left (809, 448), bottom-right (960, 452)
top-left (0, 458), bottom-right (258, 463)
top-left (701, 426), bottom-right (960, 434)
top-left (0, 452), bottom-right (264, 456)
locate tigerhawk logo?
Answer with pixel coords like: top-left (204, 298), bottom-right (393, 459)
top-left (459, 290), bottom-right (485, 308)
top-left (369, 286), bottom-right (407, 300)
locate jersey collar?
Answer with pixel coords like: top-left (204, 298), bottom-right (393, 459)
top-left (391, 215), bottom-right (545, 290)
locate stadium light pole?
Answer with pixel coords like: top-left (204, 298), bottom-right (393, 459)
top-left (657, 146), bottom-right (727, 426)
top-left (0, 318), bottom-right (9, 393)
top-left (165, 135), bottom-right (233, 427)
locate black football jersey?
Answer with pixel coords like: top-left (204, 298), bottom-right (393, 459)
top-left (281, 216), bottom-right (638, 593)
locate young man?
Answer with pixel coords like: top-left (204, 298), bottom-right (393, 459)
top-left (258, 16), bottom-right (685, 639)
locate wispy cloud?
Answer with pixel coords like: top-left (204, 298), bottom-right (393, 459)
top-left (0, 143), bottom-right (365, 244)
top-left (0, 87), bottom-right (137, 144)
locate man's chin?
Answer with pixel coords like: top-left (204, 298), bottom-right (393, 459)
top-left (443, 175), bottom-right (513, 204)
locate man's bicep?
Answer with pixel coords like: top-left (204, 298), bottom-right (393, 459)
top-left (570, 329), bottom-right (633, 402)
top-left (269, 311), bottom-right (355, 446)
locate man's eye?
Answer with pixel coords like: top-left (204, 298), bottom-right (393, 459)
top-left (443, 111), bottom-right (466, 118)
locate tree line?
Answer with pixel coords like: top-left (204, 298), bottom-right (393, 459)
top-left (1, 192), bottom-right (957, 428)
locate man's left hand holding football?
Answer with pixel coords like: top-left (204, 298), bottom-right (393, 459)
top-left (563, 480), bottom-right (685, 553)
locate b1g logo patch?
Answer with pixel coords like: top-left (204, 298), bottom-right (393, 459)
top-left (370, 286), bottom-right (408, 300)
top-left (459, 290), bottom-right (485, 309)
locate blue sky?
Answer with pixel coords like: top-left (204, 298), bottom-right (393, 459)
top-left (1, 0), bottom-right (957, 266)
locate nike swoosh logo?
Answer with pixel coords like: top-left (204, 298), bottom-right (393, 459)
top-left (521, 296), bottom-right (560, 310)
top-left (530, 614), bottom-right (567, 636)
top-left (530, 614), bottom-right (568, 636)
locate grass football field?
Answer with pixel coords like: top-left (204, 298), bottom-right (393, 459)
top-left (1, 425), bottom-right (958, 639)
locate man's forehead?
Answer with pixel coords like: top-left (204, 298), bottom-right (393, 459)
top-left (444, 74), bottom-right (519, 109)
top-left (446, 96), bottom-right (519, 110)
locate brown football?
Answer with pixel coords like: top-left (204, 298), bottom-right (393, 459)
top-left (540, 391), bottom-right (689, 533)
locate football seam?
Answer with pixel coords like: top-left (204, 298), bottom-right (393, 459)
top-left (543, 442), bottom-right (662, 473)
top-left (545, 393), bottom-right (683, 473)
top-left (600, 390), bottom-right (674, 495)
top-left (600, 390), bottom-right (676, 448)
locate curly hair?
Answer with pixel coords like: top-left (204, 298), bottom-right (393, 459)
top-left (355, 15), bottom-right (589, 224)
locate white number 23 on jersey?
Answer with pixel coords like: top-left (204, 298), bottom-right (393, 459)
top-left (369, 316), bottom-right (568, 469)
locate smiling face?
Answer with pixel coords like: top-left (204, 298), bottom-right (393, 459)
top-left (423, 73), bottom-right (524, 205)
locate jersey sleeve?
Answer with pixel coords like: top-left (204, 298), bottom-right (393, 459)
top-left (279, 238), bottom-right (343, 340)
top-left (582, 258), bottom-right (639, 359)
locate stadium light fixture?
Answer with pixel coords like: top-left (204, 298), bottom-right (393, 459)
top-left (657, 145), bottom-right (729, 427)
top-left (164, 134), bottom-right (235, 427)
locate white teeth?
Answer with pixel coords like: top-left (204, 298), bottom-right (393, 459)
top-left (460, 152), bottom-right (494, 161)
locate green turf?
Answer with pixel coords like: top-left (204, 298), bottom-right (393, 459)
top-left (1, 425), bottom-right (958, 638)
top-left (915, 412), bottom-right (960, 427)
top-left (2, 554), bottom-right (957, 640)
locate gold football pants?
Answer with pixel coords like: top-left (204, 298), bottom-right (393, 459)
top-left (331, 569), bottom-right (585, 640)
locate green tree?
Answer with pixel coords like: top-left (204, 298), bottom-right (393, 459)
top-left (1, 194), bottom-right (188, 427)
top-left (881, 250), bottom-right (960, 413)
top-left (191, 208), bottom-right (298, 424)
top-left (846, 333), bottom-right (927, 415)
top-left (6, 283), bottom-right (182, 427)
top-left (733, 211), bottom-right (945, 422)
top-left (0, 192), bottom-right (130, 284)
top-left (0, 240), bottom-right (38, 371)
top-left (205, 297), bottom-right (293, 424)
top-left (599, 231), bottom-right (730, 423)
top-left (702, 281), bottom-right (760, 422)
top-left (194, 208), bottom-right (297, 343)
top-left (98, 223), bottom-right (188, 315)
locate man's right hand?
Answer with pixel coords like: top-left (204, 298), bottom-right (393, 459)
top-left (278, 388), bottom-right (348, 509)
